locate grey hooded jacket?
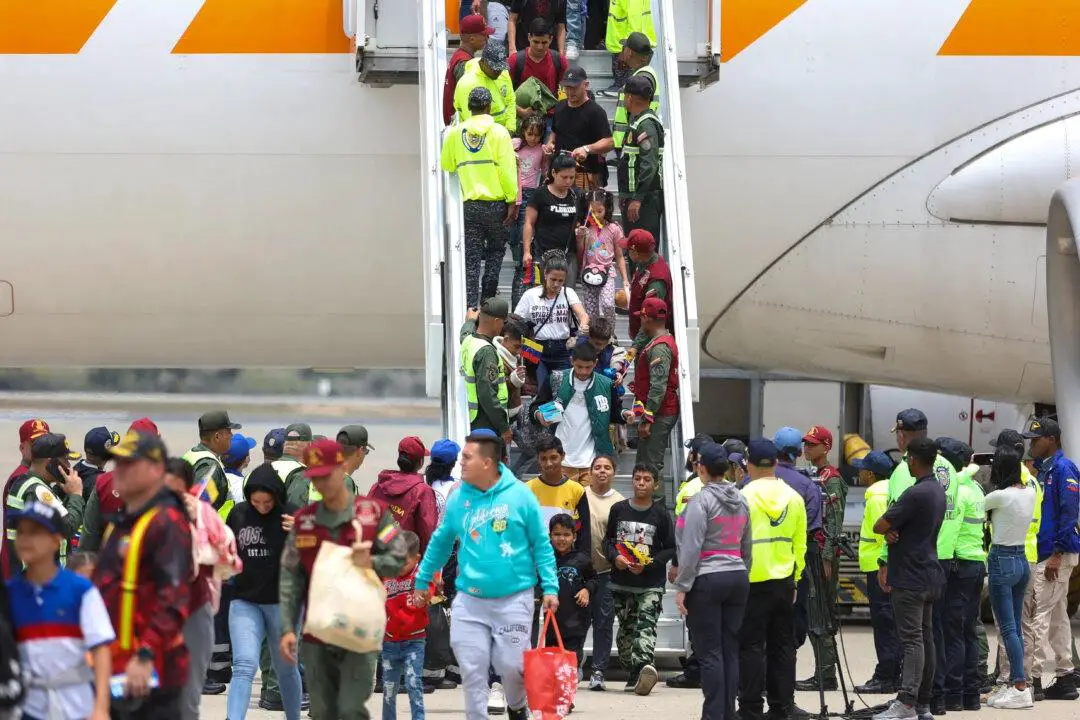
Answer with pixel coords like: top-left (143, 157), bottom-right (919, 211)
top-left (673, 481), bottom-right (752, 592)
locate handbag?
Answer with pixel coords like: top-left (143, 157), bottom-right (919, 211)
top-left (523, 613), bottom-right (578, 720)
top-left (580, 266), bottom-right (606, 287)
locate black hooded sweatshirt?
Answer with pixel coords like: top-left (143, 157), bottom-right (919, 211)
top-left (226, 464), bottom-right (290, 605)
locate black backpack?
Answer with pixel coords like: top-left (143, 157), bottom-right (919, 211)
top-left (0, 583), bottom-right (25, 709)
top-left (512, 49), bottom-right (566, 87)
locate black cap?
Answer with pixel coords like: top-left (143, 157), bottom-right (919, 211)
top-left (624, 74), bottom-right (655, 101)
top-left (697, 443), bottom-right (729, 469)
top-left (285, 423), bottom-right (314, 442)
top-left (936, 437), bottom-right (973, 471)
top-left (337, 424), bottom-right (374, 451)
top-left (722, 438), bottom-right (748, 457)
top-left (1022, 417), bottom-right (1060, 440)
top-left (685, 433), bottom-right (713, 454)
top-left (990, 429), bottom-right (1026, 452)
top-left (31, 433), bottom-right (81, 461)
top-left (199, 411), bottom-right (241, 433)
top-left (561, 66), bottom-right (587, 87)
top-left (891, 409), bottom-right (928, 433)
top-left (84, 426), bottom-right (120, 457)
top-left (107, 430), bottom-right (167, 463)
top-left (620, 31), bottom-right (653, 55)
top-left (747, 438), bottom-right (778, 467)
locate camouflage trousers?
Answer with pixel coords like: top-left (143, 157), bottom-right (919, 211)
top-left (613, 588), bottom-right (664, 671)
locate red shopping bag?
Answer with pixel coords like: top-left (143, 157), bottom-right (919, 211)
top-left (523, 612), bottom-right (578, 720)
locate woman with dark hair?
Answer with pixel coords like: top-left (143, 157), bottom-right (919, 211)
top-left (368, 436), bottom-right (440, 551)
top-left (514, 249), bottom-right (590, 392)
top-left (983, 445), bottom-right (1038, 709)
top-left (522, 153), bottom-right (581, 281)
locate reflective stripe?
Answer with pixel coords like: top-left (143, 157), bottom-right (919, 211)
top-left (6, 495), bottom-right (24, 510)
top-left (859, 536), bottom-right (878, 543)
top-left (612, 67), bottom-right (660, 148)
top-left (752, 536), bottom-right (792, 544)
top-left (456, 159), bottom-right (496, 169)
top-left (117, 508), bottom-right (161, 651)
top-left (4, 529), bottom-right (14, 540)
top-left (963, 516), bottom-right (985, 524)
top-left (700, 549), bottom-right (741, 558)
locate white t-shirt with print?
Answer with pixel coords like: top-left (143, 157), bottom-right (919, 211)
top-left (515, 286), bottom-right (582, 341)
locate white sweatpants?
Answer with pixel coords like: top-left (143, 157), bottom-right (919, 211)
top-left (451, 589), bottom-right (534, 720)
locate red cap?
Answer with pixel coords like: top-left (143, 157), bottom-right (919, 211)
top-left (19, 419), bottom-right (50, 444)
top-left (398, 436), bottom-right (430, 464)
top-left (460, 14), bottom-right (495, 36)
top-left (303, 439), bottom-right (345, 478)
top-left (129, 417), bottom-right (160, 436)
top-left (635, 296), bottom-right (669, 320)
top-left (802, 425), bottom-right (834, 450)
top-left (618, 228), bottom-right (657, 252)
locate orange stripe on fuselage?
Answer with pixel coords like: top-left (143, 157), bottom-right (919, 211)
top-left (172, 0), bottom-right (351, 54)
top-left (940, 0), bottom-right (1080, 56)
top-left (0, 0), bottom-right (117, 54)
top-left (721, 0), bottom-right (808, 62)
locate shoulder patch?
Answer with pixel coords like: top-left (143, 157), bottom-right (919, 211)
top-left (33, 484), bottom-right (67, 515)
top-left (485, 364), bottom-right (500, 383)
top-left (934, 464), bottom-right (951, 490)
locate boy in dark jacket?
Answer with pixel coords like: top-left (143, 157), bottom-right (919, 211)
top-left (537, 514), bottom-right (597, 669)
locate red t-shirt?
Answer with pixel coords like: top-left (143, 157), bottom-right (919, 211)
top-left (511, 49), bottom-right (564, 96)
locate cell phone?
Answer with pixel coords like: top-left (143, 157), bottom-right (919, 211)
top-left (109, 670), bottom-right (160, 699)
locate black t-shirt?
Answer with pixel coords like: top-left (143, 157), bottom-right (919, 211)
top-left (509, 0), bottom-right (566, 45)
top-left (551, 98), bottom-right (612, 174)
top-left (529, 184), bottom-right (580, 255)
top-left (603, 499), bottom-right (677, 590)
top-left (226, 502), bottom-right (288, 604)
top-left (882, 474), bottom-right (946, 591)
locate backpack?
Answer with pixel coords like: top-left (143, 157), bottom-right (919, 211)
top-left (0, 583), bottom-right (25, 709)
top-left (512, 49), bottom-right (565, 88)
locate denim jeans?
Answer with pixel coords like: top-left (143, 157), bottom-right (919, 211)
top-left (382, 639), bottom-right (426, 720)
top-left (565, 0), bottom-right (585, 49)
top-left (227, 599), bottom-right (303, 720)
top-left (536, 339), bottom-right (571, 395)
top-left (590, 572), bottom-right (615, 672)
top-left (988, 545), bottom-right (1030, 683)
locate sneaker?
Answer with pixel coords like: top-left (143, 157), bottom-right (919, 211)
top-left (916, 705), bottom-right (934, 720)
top-left (488, 682), bottom-right (507, 715)
top-left (258, 698), bottom-right (284, 711)
top-left (873, 700), bottom-right (918, 720)
top-left (589, 670), bottom-right (606, 691)
top-left (507, 706), bottom-right (530, 720)
top-left (666, 672), bottom-right (701, 689)
top-left (856, 677), bottom-right (899, 694)
top-left (795, 675), bottom-right (838, 692)
top-left (201, 680), bottom-right (226, 695)
top-left (994, 685), bottom-right (1034, 709)
top-left (597, 83), bottom-right (622, 98)
top-left (984, 683), bottom-right (1008, 706)
top-left (301, 693), bottom-right (310, 711)
top-left (929, 698), bottom-right (946, 715)
top-left (624, 669), bottom-right (640, 692)
top-left (566, 44), bottom-right (580, 60)
top-left (635, 664), bottom-right (658, 696)
top-left (436, 678), bottom-right (458, 690)
top-left (1043, 676), bottom-right (1079, 701)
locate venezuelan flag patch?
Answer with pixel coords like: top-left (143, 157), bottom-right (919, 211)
top-left (378, 524), bottom-right (400, 544)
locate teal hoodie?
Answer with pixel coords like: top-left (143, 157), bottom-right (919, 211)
top-left (417, 463), bottom-right (558, 598)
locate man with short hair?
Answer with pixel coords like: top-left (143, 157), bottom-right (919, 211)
top-left (182, 410), bottom-right (240, 512)
top-left (1023, 416), bottom-right (1080, 700)
top-left (873, 437), bottom-right (948, 720)
top-left (337, 424), bottom-right (373, 493)
top-left (526, 434), bottom-right (592, 552)
top-left (277, 423), bottom-right (316, 509)
top-left (623, 297), bottom-right (679, 474)
top-left (75, 426), bottom-right (118, 500)
top-left (455, 41), bottom-right (518, 135)
top-left (460, 297), bottom-right (514, 444)
top-left (414, 433), bottom-right (559, 720)
top-left (617, 73), bottom-right (664, 241)
top-left (94, 430), bottom-right (194, 719)
top-left (508, 0), bottom-right (567, 55)
top-left (510, 18), bottom-right (566, 103)
top-left (444, 87), bottom-right (519, 308)
top-left (445, 14), bottom-right (495, 125)
top-left (606, 32), bottom-right (661, 146)
top-left (545, 66), bottom-right (614, 191)
top-left (738, 438), bottom-right (807, 720)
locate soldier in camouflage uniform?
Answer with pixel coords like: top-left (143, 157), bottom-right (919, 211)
top-left (795, 425), bottom-right (848, 691)
top-left (622, 297), bottom-right (679, 478)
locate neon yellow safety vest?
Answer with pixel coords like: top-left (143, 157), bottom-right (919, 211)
top-left (612, 66), bottom-right (660, 150)
top-left (440, 113), bottom-right (519, 202)
top-left (460, 335), bottom-right (508, 423)
top-left (954, 466), bottom-right (987, 563)
top-left (741, 478), bottom-right (807, 584)
top-left (1023, 466), bottom-right (1043, 564)
top-left (675, 476), bottom-right (703, 517)
top-left (858, 480), bottom-right (889, 573)
top-left (605, 0), bottom-right (657, 54)
top-left (182, 448), bottom-right (228, 511)
top-left (453, 59), bottom-right (517, 135)
top-left (6, 474), bottom-right (73, 564)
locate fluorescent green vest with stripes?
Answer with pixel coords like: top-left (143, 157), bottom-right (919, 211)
top-left (270, 458), bottom-right (323, 502)
top-left (620, 110), bottom-right (664, 196)
top-left (182, 449), bottom-right (230, 518)
top-left (6, 475), bottom-right (71, 564)
top-left (460, 335), bottom-right (508, 423)
top-left (613, 66), bottom-right (660, 150)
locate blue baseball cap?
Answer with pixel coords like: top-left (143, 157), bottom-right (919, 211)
top-left (773, 427), bottom-right (803, 453)
top-left (469, 429), bottom-right (499, 439)
top-left (935, 437), bottom-right (973, 472)
top-left (84, 426), bottom-right (120, 457)
top-left (728, 452), bottom-right (747, 470)
top-left (223, 434), bottom-right (257, 465)
top-left (747, 438), bottom-right (779, 466)
top-left (431, 439), bottom-right (461, 464)
top-left (697, 443), bottom-right (729, 470)
top-left (7, 500), bottom-right (64, 534)
top-left (851, 450), bottom-right (895, 478)
top-left (263, 428), bottom-right (286, 454)
top-left (892, 409), bottom-right (928, 433)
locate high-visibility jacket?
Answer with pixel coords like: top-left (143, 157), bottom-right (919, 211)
top-left (880, 453), bottom-right (959, 562)
top-left (181, 447), bottom-right (227, 511)
top-left (461, 335), bottom-right (508, 423)
top-left (741, 478), bottom-right (807, 583)
top-left (612, 66), bottom-right (660, 150)
top-left (440, 113), bottom-right (518, 203)
top-left (675, 476), bottom-right (703, 517)
top-left (1023, 465), bottom-right (1043, 563)
top-left (617, 110), bottom-right (664, 200)
top-left (858, 480), bottom-right (889, 573)
top-left (605, 0), bottom-right (657, 54)
top-left (453, 59), bottom-right (517, 135)
top-left (954, 465), bottom-right (987, 563)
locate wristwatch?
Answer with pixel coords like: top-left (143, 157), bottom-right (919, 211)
top-left (135, 647), bottom-right (154, 664)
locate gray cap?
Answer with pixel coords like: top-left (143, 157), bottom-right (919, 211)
top-left (481, 40), bottom-right (508, 73)
top-left (337, 424), bottom-right (374, 451)
top-left (468, 86), bottom-right (493, 111)
top-left (284, 423), bottom-right (313, 442)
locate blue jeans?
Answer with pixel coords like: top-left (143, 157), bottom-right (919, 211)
top-left (988, 545), bottom-right (1030, 683)
top-left (590, 572), bottom-right (615, 672)
top-left (227, 599), bottom-right (303, 720)
top-left (536, 339), bottom-right (571, 395)
top-left (382, 639), bottom-right (426, 720)
top-left (565, 0), bottom-right (585, 49)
